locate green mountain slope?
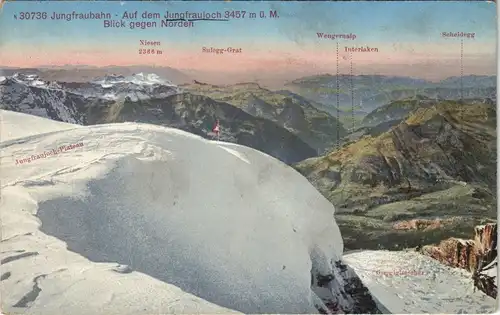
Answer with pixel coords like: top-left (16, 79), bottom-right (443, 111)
top-left (294, 101), bottom-right (497, 250)
top-left (362, 96), bottom-right (495, 127)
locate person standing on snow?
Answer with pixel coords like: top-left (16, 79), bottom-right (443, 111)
top-left (212, 119), bottom-right (220, 141)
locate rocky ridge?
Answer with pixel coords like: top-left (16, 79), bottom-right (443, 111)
top-left (182, 81), bottom-right (347, 154)
top-left (294, 101), bottom-right (497, 250)
top-left (362, 95), bottom-right (495, 127)
top-left (0, 74), bottom-right (317, 165)
top-left (86, 92), bottom-right (317, 164)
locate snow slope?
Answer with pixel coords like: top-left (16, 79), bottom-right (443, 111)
top-left (0, 110), bottom-right (80, 142)
top-left (343, 250), bottom-right (498, 314)
top-left (0, 110), bottom-right (365, 314)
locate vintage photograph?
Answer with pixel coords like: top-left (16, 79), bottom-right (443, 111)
top-left (0, 1), bottom-right (497, 314)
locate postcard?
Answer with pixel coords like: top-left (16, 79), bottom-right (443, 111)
top-left (0, 1), bottom-right (497, 314)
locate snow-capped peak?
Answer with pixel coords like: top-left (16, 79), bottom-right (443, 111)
top-left (132, 72), bottom-right (169, 85)
top-left (0, 72), bottom-right (181, 123)
top-left (93, 72), bottom-right (176, 88)
top-left (11, 72), bottom-right (48, 87)
top-left (89, 72), bottom-right (180, 102)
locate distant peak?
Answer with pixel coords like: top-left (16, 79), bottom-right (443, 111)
top-left (92, 73), bottom-right (176, 88)
top-left (233, 82), bottom-right (261, 88)
top-left (193, 80), bottom-right (208, 85)
top-left (13, 72), bottom-right (41, 81)
top-left (8, 73), bottom-right (48, 87)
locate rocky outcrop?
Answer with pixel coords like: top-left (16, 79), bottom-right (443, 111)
top-left (474, 224), bottom-right (497, 265)
top-left (420, 223), bottom-right (496, 272)
top-left (311, 260), bottom-right (384, 314)
top-left (420, 223), bottom-right (497, 298)
top-left (421, 238), bottom-right (478, 271)
top-left (393, 219), bottom-right (443, 231)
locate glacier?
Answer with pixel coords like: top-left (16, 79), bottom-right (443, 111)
top-left (0, 110), bottom-right (381, 314)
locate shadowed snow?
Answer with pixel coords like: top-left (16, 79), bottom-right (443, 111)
top-left (0, 110), bottom-right (344, 315)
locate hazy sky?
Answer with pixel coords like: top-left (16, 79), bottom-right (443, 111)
top-left (0, 1), bottom-right (497, 81)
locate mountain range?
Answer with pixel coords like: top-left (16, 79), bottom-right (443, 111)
top-left (1, 69), bottom-right (497, 255)
top-left (285, 74), bottom-right (496, 115)
top-left (0, 73), bottom-right (321, 164)
top-left (0, 66), bottom-right (193, 85)
top-left (182, 81), bottom-right (347, 154)
top-left (295, 100), bottom-right (497, 250)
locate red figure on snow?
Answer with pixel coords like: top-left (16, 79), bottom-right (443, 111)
top-left (212, 119), bottom-right (220, 140)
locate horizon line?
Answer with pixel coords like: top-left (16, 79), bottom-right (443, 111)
top-left (0, 65), bottom-right (497, 82)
